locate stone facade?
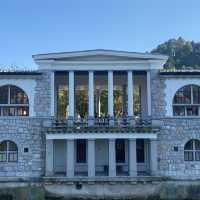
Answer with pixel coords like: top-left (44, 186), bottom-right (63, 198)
top-left (0, 61), bottom-right (200, 180)
top-left (0, 118), bottom-right (45, 177)
top-left (34, 71), bottom-right (52, 117)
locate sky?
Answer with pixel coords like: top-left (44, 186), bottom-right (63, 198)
top-left (0, 0), bottom-right (200, 69)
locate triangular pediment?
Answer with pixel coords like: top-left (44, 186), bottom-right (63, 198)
top-left (33, 49), bottom-right (167, 62)
top-left (54, 54), bottom-right (143, 62)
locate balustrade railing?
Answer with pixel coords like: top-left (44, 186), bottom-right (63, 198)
top-left (52, 117), bottom-right (153, 129)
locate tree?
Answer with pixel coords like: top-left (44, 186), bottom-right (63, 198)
top-left (151, 37), bottom-right (200, 69)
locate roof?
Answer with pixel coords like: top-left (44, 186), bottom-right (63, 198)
top-left (160, 69), bottom-right (200, 76)
top-left (33, 49), bottom-right (168, 61)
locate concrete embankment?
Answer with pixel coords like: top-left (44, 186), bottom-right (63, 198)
top-left (0, 178), bottom-right (200, 200)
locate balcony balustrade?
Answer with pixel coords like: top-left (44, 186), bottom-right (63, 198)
top-left (44, 117), bottom-right (161, 134)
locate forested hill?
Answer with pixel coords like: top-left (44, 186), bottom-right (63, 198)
top-left (151, 37), bottom-right (200, 69)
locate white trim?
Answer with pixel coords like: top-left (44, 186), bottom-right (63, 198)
top-left (46, 133), bottom-right (157, 140)
top-left (35, 60), bottom-right (165, 71)
top-left (33, 50), bottom-right (168, 60)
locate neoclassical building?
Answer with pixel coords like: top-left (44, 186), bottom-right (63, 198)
top-left (0, 49), bottom-right (200, 180)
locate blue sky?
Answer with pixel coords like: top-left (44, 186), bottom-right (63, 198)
top-left (0, 0), bottom-right (199, 69)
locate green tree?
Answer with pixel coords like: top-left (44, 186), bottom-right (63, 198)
top-left (152, 37), bottom-right (200, 69)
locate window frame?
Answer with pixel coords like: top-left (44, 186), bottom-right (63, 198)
top-left (173, 85), bottom-right (200, 117)
top-left (0, 85), bottom-right (29, 116)
top-left (184, 139), bottom-right (200, 162)
top-left (0, 140), bottom-right (18, 163)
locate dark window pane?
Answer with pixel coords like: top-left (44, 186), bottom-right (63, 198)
top-left (0, 152), bottom-right (7, 162)
top-left (10, 86), bottom-right (28, 104)
top-left (134, 85), bottom-right (141, 117)
top-left (186, 106), bottom-right (198, 116)
top-left (76, 139), bottom-right (86, 163)
top-left (174, 86), bottom-right (191, 104)
top-left (195, 140), bottom-right (200, 150)
top-left (1, 107), bottom-right (9, 116)
top-left (0, 141), bottom-right (7, 151)
top-left (114, 89), bottom-right (123, 118)
top-left (8, 141), bottom-right (17, 151)
top-left (0, 86), bottom-right (8, 104)
top-left (57, 86), bottom-right (68, 119)
top-left (173, 106), bottom-right (185, 116)
top-left (193, 85), bottom-right (200, 104)
top-left (75, 90), bottom-right (88, 118)
top-left (16, 107), bottom-right (29, 116)
top-left (195, 152), bottom-right (200, 161)
top-left (116, 139), bottom-right (125, 163)
top-left (8, 152), bottom-right (17, 162)
top-left (137, 139), bottom-right (145, 163)
top-left (184, 151), bottom-right (193, 161)
top-left (185, 140), bottom-right (193, 150)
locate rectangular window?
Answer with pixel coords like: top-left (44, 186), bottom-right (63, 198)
top-left (0, 86), bottom-right (8, 104)
top-left (193, 86), bottom-right (200, 104)
top-left (186, 106), bottom-right (198, 116)
top-left (173, 106), bottom-right (185, 116)
top-left (137, 139), bottom-right (145, 163)
top-left (76, 139), bottom-right (86, 163)
top-left (195, 151), bottom-right (200, 161)
top-left (184, 151), bottom-right (193, 161)
top-left (116, 139), bottom-right (125, 163)
top-left (57, 85), bottom-right (68, 119)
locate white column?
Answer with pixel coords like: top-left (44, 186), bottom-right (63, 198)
top-left (96, 89), bottom-right (101, 117)
top-left (128, 71), bottom-right (133, 116)
top-left (50, 71), bottom-right (55, 117)
top-left (46, 139), bottom-right (54, 176)
top-left (88, 139), bottom-right (95, 177)
top-left (127, 71), bottom-right (135, 125)
top-left (108, 71), bottom-right (114, 125)
top-left (66, 139), bottom-right (74, 177)
top-left (129, 139), bottom-right (137, 176)
top-left (147, 71), bottom-right (152, 116)
top-left (68, 71), bottom-right (75, 123)
top-left (88, 71), bottom-right (94, 125)
top-left (150, 139), bottom-right (158, 176)
top-left (109, 139), bottom-right (116, 177)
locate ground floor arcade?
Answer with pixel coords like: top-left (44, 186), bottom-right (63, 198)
top-left (46, 135), bottom-right (158, 177)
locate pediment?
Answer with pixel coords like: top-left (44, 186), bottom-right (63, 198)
top-left (54, 55), bottom-right (143, 62)
top-left (33, 49), bottom-right (168, 62)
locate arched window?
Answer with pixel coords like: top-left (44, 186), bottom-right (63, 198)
top-left (184, 139), bottom-right (200, 161)
top-left (0, 140), bottom-right (18, 162)
top-left (173, 85), bottom-right (200, 116)
top-left (0, 85), bottom-right (29, 116)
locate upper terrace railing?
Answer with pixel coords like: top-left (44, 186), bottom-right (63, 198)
top-left (44, 117), bottom-right (162, 134)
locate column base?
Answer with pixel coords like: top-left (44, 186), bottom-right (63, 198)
top-left (129, 170), bottom-right (137, 177)
top-left (66, 170), bottom-right (74, 178)
top-left (67, 116), bottom-right (74, 126)
top-left (109, 116), bottom-right (114, 126)
top-left (128, 116), bottom-right (135, 126)
top-left (45, 171), bottom-right (54, 176)
top-left (88, 116), bottom-right (94, 126)
top-left (109, 169), bottom-right (116, 177)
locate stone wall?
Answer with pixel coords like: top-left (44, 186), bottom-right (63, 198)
top-left (150, 69), bottom-right (166, 118)
top-left (0, 118), bottom-right (45, 177)
top-left (34, 71), bottom-right (52, 117)
top-left (158, 118), bottom-right (200, 178)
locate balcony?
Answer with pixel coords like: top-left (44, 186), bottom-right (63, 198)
top-left (44, 117), bottom-right (162, 134)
